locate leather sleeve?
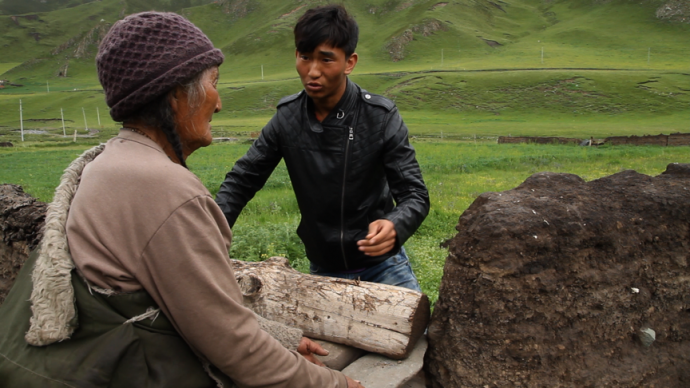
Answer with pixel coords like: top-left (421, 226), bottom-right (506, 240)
top-left (215, 115), bottom-right (283, 228)
top-left (380, 107), bottom-right (431, 246)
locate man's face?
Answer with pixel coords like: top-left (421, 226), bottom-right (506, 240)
top-left (295, 43), bottom-right (358, 105)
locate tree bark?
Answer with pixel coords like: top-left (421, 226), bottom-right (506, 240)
top-left (231, 257), bottom-right (430, 359)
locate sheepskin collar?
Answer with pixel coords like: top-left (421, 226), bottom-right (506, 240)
top-left (25, 144), bottom-right (105, 346)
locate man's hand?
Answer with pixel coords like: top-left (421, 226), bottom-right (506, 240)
top-left (357, 219), bottom-right (396, 257)
top-left (296, 337), bottom-right (328, 366)
top-left (346, 376), bottom-right (365, 387)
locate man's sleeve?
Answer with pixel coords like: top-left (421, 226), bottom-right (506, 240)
top-left (215, 116), bottom-right (283, 228)
top-left (380, 108), bottom-right (431, 246)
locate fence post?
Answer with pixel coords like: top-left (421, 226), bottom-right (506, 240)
top-left (647, 47), bottom-right (650, 66)
top-left (19, 99), bottom-right (24, 142)
top-left (61, 108), bottom-right (66, 136)
top-left (82, 107), bottom-right (88, 132)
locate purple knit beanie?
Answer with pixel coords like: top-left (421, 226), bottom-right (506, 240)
top-left (97, 12), bottom-right (224, 121)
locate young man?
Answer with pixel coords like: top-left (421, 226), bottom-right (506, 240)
top-left (216, 5), bottom-right (429, 291)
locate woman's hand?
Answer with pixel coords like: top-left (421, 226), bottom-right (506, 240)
top-left (296, 337), bottom-right (328, 366)
top-left (298, 337), bottom-right (365, 386)
top-left (346, 376), bottom-right (365, 387)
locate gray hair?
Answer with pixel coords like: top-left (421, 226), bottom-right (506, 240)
top-left (178, 66), bottom-right (215, 112)
top-left (124, 66), bottom-right (216, 169)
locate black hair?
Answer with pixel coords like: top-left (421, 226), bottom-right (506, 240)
top-left (145, 96), bottom-right (188, 169)
top-left (127, 94), bottom-right (187, 168)
top-left (294, 5), bottom-right (359, 57)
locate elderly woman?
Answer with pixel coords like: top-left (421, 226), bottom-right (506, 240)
top-left (0, 12), bottom-right (362, 388)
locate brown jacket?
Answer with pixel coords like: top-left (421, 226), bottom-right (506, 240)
top-left (66, 130), bottom-right (347, 387)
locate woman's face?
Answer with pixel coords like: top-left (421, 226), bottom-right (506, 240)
top-left (173, 67), bottom-right (221, 157)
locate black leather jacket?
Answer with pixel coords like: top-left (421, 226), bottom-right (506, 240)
top-left (216, 79), bottom-right (430, 271)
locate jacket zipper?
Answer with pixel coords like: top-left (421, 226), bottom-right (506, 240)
top-left (340, 126), bottom-right (354, 270)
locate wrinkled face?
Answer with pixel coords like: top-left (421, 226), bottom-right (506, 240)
top-left (173, 67), bottom-right (221, 156)
top-left (295, 43), bottom-right (357, 105)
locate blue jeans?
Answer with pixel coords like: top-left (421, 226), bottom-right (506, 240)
top-left (309, 247), bottom-right (422, 292)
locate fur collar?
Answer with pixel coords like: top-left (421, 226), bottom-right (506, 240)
top-left (25, 144), bottom-right (105, 346)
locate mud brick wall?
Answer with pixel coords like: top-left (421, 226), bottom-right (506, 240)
top-left (668, 133), bottom-right (690, 146)
top-left (425, 163), bottom-right (690, 387)
top-left (498, 133), bottom-right (690, 147)
top-left (606, 134), bottom-right (668, 146)
top-left (0, 184), bottom-right (45, 305)
top-left (497, 136), bottom-right (581, 145)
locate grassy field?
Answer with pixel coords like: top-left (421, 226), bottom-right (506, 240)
top-left (1, 0), bottom-right (688, 141)
top-left (2, 68), bottom-right (688, 144)
top-left (0, 63), bottom-right (20, 75)
top-left (1, 141), bottom-right (686, 304)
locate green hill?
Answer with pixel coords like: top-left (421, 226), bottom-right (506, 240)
top-left (0, 0), bottom-right (97, 17)
top-left (0, 0), bottom-right (688, 142)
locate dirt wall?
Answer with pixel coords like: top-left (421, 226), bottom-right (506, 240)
top-left (425, 163), bottom-right (690, 387)
top-left (498, 136), bottom-right (581, 145)
top-left (605, 133), bottom-right (690, 146)
top-left (0, 184), bottom-right (45, 305)
top-left (498, 132), bottom-right (690, 147)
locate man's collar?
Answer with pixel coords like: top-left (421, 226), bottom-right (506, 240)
top-left (304, 79), bottom-right (358, 132)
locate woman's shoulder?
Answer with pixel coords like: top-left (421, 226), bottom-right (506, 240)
top-left (86, 137), bottom-right (209, 200)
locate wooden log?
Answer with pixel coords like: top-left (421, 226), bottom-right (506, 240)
top-left (0, 184), bottom-right (431, 359)
top-left (231, 257), bottom-right (430, 359)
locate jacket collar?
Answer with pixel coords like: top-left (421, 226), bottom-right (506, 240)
top-left (303, 78), bottom-right (359, 133)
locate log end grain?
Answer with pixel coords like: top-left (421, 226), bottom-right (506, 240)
top-left (385, 292), bottom-right (430, 360)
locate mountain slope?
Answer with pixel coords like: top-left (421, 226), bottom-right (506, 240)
top-left (2, 0), bottom-right (688, 85)
top-left (0, 0), bottom-right (688, 140)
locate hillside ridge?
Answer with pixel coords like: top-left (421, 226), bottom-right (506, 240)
top-left (1, 0), bottom-right (688, 84)
top-left (0, 0), bottom-right (688, 140)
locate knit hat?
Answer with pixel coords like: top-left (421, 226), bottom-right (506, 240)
top-left (97, 12), bottom-right (224, 121)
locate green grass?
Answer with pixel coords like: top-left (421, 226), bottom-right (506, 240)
top-left (1, 0), bottom-right (688, 143)
top-left (6, 67), bottom-right (687, 144)
top-left (0, 145), bottom-right (95, 200)
top-left (2, 0), bottom-right (690, 83)
top-left (2, 141), bottom-right (686, 305)
top-left (0, 63), bottom-right (21, 75)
